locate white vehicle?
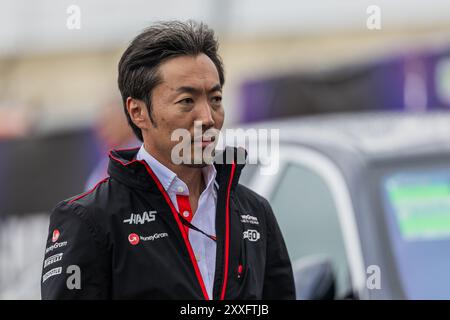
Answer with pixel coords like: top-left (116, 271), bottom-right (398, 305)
top-left (236, 112), bottom-right (450, 299)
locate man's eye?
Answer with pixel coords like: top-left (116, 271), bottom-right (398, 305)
top-left (212, 96), bottom-right (222, 103)
top-left (179, 98), bottom-right (194, 104)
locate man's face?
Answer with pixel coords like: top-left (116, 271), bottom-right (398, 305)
top-left (131, 53), bottom-right (224, 167)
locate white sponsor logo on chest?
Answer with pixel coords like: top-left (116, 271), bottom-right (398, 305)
top-left (240, 214), bottom-right (259, 225)
top-left (243, 229), bottom-right (261, 242)
top-left (123, 211), bottom-right (156, 225)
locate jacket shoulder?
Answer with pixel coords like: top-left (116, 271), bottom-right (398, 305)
top-left (64, 177), bottom-right (110, 209)
top-left (235, 183), bottom-right (271, 208)
top-left (52, 178), bottom-right (115, 238)
top-left (234, 184), bottom-right (273, 226)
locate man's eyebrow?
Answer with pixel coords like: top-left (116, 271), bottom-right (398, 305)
top-left (175, 84), bottom-right (222, 95)
top-left (209, 84), bottom-right (222, 93)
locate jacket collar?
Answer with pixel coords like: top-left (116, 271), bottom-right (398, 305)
top-left (135, 144), bottom-right (217, 196)
top-left (107, 146), bottom-right (246, 193)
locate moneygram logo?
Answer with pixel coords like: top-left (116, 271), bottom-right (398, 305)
top-left (140, 233), bottom-right (168, 241)
top-left (128, 233), bottom-right (140, 245)
top-left (52, 229), bottom-right (60, 242)
top-left (128, 232), bottom-right (168, 245)
top-left (45, 241), bottom-right (68, 254)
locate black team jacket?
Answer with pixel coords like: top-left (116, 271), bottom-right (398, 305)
top-left (41, 147), bottom-right (295, 299)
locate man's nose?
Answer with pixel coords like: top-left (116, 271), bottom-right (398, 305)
top-left (196, 99), bottom-right (215, 128)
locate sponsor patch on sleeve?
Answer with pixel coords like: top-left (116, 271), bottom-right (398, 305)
top-left (43, 253), bottom-right (64, 269)
top-left (45, 241), bottom-right (68, 255)
top-left (42, 267), bottom-right (62, 283)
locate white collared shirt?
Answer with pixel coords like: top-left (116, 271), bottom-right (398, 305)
top-left (136, 145), bottom-right (217, 299)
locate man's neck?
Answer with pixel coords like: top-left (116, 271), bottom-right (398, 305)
top-left (143, 143), bottom-right (206, 198)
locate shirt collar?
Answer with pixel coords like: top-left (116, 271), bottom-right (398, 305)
top-left (135, 144), bottom-right (217, 195)
top-left (136, 144), bottom-right (177, 191)
top-left (202, 161), bottom-right (218, 194)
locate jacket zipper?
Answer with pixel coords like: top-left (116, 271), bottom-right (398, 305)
top-left (110, 150), bottom-right (238, 300)
top-left (138, 160), bottom-right (210, 300)
top-left (237, 228), bottom-right (247, 280)
top-left (219, 162), bottom-right (236, 300)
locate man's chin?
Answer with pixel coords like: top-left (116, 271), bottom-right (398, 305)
top-left (183, 148), bottom-right (216, 167)
top-left (183, 163), bottom-right (209, 169)
top-left (180, 155), bottom-right (216, 168)
top-left (170, 147), bottom-right (216, 168)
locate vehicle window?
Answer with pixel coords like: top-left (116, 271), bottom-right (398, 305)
top-left (270, 163), bottom-right (351, 298)
top-left (380, 167), bottom-right (450, 299)
top-left (239, 163), bottom-right (259, 187)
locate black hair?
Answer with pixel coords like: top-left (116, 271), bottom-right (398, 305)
top-left (117, 20), bottom-right (225, 141)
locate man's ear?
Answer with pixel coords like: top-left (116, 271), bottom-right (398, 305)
top-left (126, 97), bottom-right (148, 129)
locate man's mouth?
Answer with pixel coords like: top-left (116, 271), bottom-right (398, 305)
top-left (192, 136), bottom-right (216, 147)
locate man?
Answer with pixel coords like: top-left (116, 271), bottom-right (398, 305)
top-left (41, 20), bottom-right (295, 299)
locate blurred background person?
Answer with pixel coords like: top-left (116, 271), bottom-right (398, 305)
top-left (84, 97), bottom-right (139, 191)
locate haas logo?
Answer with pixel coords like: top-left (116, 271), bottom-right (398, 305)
top-left (243, 229), bottom-right (260, 242)
top-left (123, 211), bottom-right (156, 225)
top-left (128, 233), bottom-right (140, 246)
